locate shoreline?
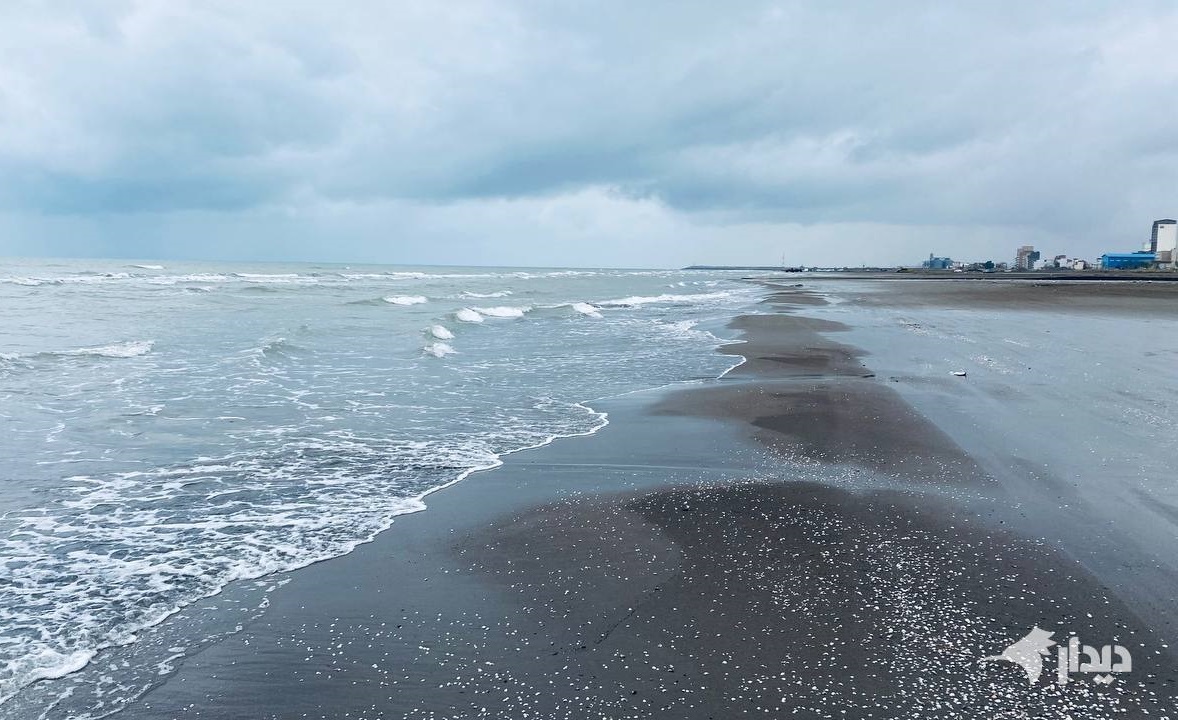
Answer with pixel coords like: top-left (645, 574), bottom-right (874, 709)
top-left (739, 271), bottom-right (1178, 282)
top-left (25, 281), bottom-right (1178, 719)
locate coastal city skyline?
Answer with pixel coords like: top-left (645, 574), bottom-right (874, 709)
top-left (916, 217), bottom-right (1178, 273)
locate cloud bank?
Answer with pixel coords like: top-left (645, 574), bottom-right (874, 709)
top-left (1, 1), bottom-right (1176, 266)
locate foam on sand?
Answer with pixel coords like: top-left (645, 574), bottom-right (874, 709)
top-left (384, 295), bottom-right (428, 306)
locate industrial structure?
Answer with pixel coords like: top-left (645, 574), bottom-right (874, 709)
top-left (1101, 252), bottom-right (1157, 270)
top-left (922, 254), bottom-right (953, 270)
top-left (1150, 219), bottom-right (1177, 266)
top-left (1094, 219), bottom-right (1178, 270)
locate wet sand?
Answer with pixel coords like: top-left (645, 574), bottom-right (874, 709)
top-left (114, 283), bottom-right (1178, 719)
top-left (769, 274), bottom-right (1178, 316)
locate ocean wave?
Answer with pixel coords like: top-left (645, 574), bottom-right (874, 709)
top-left (338, 273), bottom-right (395, 280)
top-left (242, 336), bottom-right (301, 361)
top-left (55, 340), bottom-right (155, 359)
top-left (146, 273), bottom-right (232, 285)
top-left (233, 273), bottom-right (318, 285)
top-left (570, 302), bottom-right (603, 319)
top-left (460, 290), bottom-right (513, 298)
top-left (387, 271), bottom-right (506, 280)
top-left (383, 295), bottom-right (428, 306)
top-left (130, 264), bottom-right (165, 270)
top-left (0, 402), bottom-right (610, 704)
top-left (597, 291), bottom-right (738, 307)
top-left (4, 277), bottom-right (52, 287)
top-left (656, 319), bottom-right (718, 342)
top-left (0, 267), bottom-right (757, 708)
top-left (428, 325), bottom-right (455, 340)
top-left (472, 306), bottom-right (530, 319)
top-left (423, 342), bottom-right (457, 358)
top-left (0, 341), bottom-right (156, 373)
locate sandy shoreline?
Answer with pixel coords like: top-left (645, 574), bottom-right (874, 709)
top-left (106, 282), bottom-right (1177, 719)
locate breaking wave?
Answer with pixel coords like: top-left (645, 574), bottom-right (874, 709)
top-left (55, 340), bottom-right (155, 359)
top-left (461, 290), bottom-right (513, 299)
top-left (383, 296), bottom-right (428, 306)
top-left (423, 342), bottom-right (457, 358)
top-left (597, 291), bottom-right (740, 307)
top-left (472, 306), bottom-right (530, 319)
top-left (570, 302), bottom-right (603, 319)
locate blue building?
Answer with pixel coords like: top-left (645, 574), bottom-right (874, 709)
top-left (1101, 252), bottom-right (1156, 270)
top-left (922, 254), bottom-right (953, 270)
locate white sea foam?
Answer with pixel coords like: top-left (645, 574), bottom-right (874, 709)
top-left (597, 291), bottom-right (737, 307)
top-left (423, 342), bottom-right (457, 358)
top-left (383, 295), bottom-right (428, 306)
top-left (658, 319), bottom-right (715, 341)
top-left (455, 308), bottom-right (484, 323)
top-left (570, 302), bottom-right (603, 319)
top-left (429, 325), bottom-right (455, 340)
top-left (41, 272), bottom-right (133, 284)
top-left (145, 273), bottom-right (232, 285)
top-left (57, 340), bottom-right (155, 359)
top-left (472, 306), bottom-right (530, 319)
top-left (0, 413), bottom-right (613, 703)
top-left (461, 290), bottom-right (513, 298)
top-left (130, 264), bottom-right (165, 270)
top-left (0, 265), bottom-right (757, 709)
top-left (5, 648), bottom-right (95, 698)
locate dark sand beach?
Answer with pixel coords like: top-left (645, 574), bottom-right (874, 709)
top-left (118, 281), bottom-right (1178, 719)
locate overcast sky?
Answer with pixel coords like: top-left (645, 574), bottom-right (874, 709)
top-left (1, 1), bottom-right (1176, 268)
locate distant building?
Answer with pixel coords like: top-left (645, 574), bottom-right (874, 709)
top-left (1149, 220), bottom-right (1177, 269)
top-left (922, 254), bottom-right (953, 270)
top-left (1101, 252), bottom-right (1156, 270)
top-left (1014, 245), bottom-right (1040, 270)
top-left (1150, 219), bottom-right (1177, 253)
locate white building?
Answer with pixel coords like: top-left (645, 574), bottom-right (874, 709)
top-left (1153, 220), bottom-right (1177, 268)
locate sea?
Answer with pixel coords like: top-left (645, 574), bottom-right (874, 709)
top-left (0, 258), bottom-right (761, 718)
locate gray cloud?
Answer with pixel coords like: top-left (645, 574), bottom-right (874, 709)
top-left (1, 1), bottom-right (1176, 265)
